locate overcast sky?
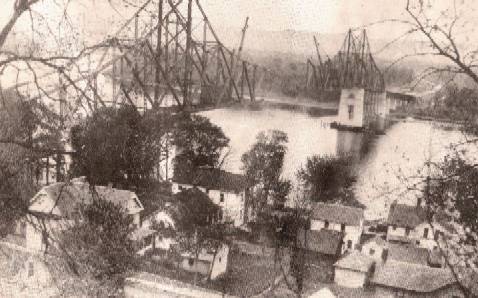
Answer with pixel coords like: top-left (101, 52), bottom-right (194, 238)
top-left (0, 0), bottom-right (412, 36)
top-left (204, 0), bottom-right (409, 35)
top-left (1, 0), bottom-right (475, 54)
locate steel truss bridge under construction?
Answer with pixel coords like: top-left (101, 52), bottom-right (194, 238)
top-left (8, 0), bottom-right (386, 124)
top-left (305, 29), bottom-right (385, 101)
top-left (10, 0), bottom-right (268, 125)
top-left (5, 0), bottom-right (390, 185)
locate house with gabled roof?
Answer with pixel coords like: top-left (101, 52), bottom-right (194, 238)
top-left (172, 167), bottom-right (248, 227)
top-left (386, 201), bottom-right (447, 250)
top-left (387, 243), bottom-right (429, 266)
top-left (26, 177), bottom-right (144, 252)
top-left (310, 202), bottom-right (364, 252)
top-left (333, 251), bottom-right (375, 288)
top-left (371, 261), bottom-right (463, 297)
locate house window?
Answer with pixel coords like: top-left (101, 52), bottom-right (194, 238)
top-left (188, 258), bottom-right (194, 266)
top-left (324, 221), bottom-right (329, 229)
top-left (348, 105), bottom-right (354, 120)
top-left (369, 248), bottom-right (375, 255)
top-left (405, 227), bottom-right (411, 236)
top-left (392, 225), bottom-right (397, 230)
top-left (178, 185), bottom-right (184, 191)
top-left (423, 228), bottom-right (429, 238)
top-left (341, 224), bottom-right (345, 232)
top-left (347, 240), bottom-right (352, 249)
top-left (218, 257), bottom-right (222, 262)
top-left (434, 231), bottom-right (441, 241)
top-left (220, 193), bottom-right (225, 203)
top-left (206, 189), bottom-right (210, 194)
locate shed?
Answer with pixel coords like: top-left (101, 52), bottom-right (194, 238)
top-left (297, 228), bottom-right (344, 257)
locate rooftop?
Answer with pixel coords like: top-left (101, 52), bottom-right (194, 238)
top-left (371, 261), bottom-right (457, 293)
top-left (334, 251), bottom-right (375, 273)
top-left (308, 287), bottom-right (337, 298)
top-left (387, 203), bottom-right (427, 228)
top-left (297, 228), bottom-right (344, 256)
top-left (387, 243), bottom-right (429, 266)
top-left (311, 202), bottom-right (364, 226)
top-left (362, 234), bottom-right (387, 247)
top-left (126, 271), bottom-right (234, 297)
top-left (173, 167), bottom-right (247, 193)
top-left (29, 179), bottom-right (143, 218)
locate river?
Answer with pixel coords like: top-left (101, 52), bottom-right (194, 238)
top-left (199, 103), bottom-right (473, 220)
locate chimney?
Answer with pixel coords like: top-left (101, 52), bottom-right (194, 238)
top-left (382, 248), bottom-right (389, 263)
top-left (390, 200), bottom-right (397, 212)
top-left (416, 197), bottom-right (423, 208)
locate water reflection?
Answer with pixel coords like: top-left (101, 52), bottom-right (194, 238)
top-left (199, 107), bottom-right (339, 180)
top-left (199, 106), bottom-right (469, 219)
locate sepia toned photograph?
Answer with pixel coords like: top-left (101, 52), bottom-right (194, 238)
top-left (0, 0), bottom-right (477, 297)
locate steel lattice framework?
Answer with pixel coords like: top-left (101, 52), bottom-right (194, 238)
top-left (305, 29), bottom-right (385, 97)
top-left (10, 0), bottom-right (266, 125)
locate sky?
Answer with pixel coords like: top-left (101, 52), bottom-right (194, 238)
top-left (0, 0), bottom-right (412, 37)
top-left (1, 0), bottom-right (476, 59)
top-left (203, 0), bottom-right (408, 35)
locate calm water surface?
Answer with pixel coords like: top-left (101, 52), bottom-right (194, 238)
top-left (199, 105), bottom-right (472, 219)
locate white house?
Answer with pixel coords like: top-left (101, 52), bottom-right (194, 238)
top-left (180, 244), bottom-right (229, 280)
top-left (386, 201), bottom-right (446, 250)
top-left (172, 168), bottom-right (248, 227)
top-left (334, 251), bottom-right (375, 288)
top-left (310, 203), bottom-right (364, 252)
top-left (26, 177), bottom-right (144, 252)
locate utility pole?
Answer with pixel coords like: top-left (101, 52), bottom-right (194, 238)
top-left (183, 0), bottom-right (193, 106)
top-left (164, 13), bottom-right (170, 84)
top-left (134, 12), bottom-right (139, 71)
top-left (154, 0), bottom-right (164, 105)
top-left (112, 46), bottom-right (117, 105)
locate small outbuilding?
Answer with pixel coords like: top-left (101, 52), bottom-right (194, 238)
top-left (334, 251), bottom-right (375, 288)
top-left (180, 244), bottom-right (230, 280)
top-left (297, 228), bottom-right (344, 260)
